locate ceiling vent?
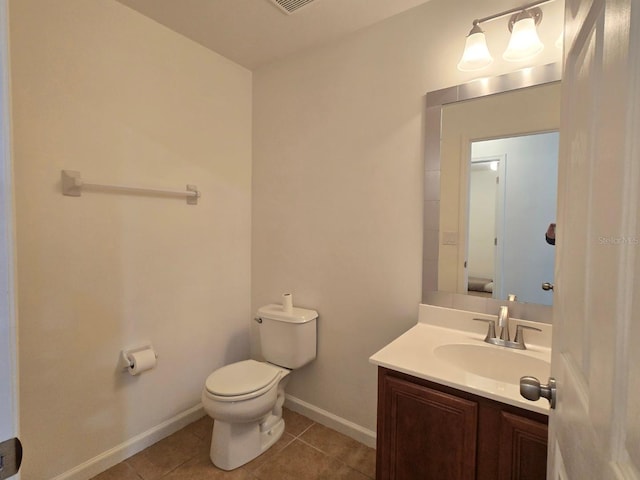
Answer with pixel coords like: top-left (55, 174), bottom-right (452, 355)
top-left (270, 0), bottom-right (317, 14)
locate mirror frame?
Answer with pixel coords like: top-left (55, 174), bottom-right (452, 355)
top-left (422, 63), bottom-right (562, 303)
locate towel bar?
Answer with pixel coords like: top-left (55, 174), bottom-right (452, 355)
top-left (61, 170), bottom-right (199, 205)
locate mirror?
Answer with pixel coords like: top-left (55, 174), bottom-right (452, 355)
top-left (422, 64), bottom-right (561, 306)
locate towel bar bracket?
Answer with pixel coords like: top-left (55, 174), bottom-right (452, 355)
top-left (186, 185), bottom-right (198, 205)
top-left (61, 170), bottom-right (82, 197)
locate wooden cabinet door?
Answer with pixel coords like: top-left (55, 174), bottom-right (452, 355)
top-left (497, 411), bottom-right (547, 480)
top-left (377, 371), bottom-right (478, 480)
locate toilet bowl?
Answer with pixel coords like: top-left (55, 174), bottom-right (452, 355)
top-left (201, 303), bottom-right (318, 471)
top-left (202, 359), bottom-right (290, 470)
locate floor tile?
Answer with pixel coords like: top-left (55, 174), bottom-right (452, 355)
top-left (161, 451), bottom-right (256, 480)
top-left (91, 408), bottom-right (376, 480)
top-left (317, 462), bottom-right (372, 480)
top-left (300, 423), bottom-right (376, 478)
top-left (252, 439), bottom-right (337, 480)
top-left (339, 445), bottom-right (376, 479)
top-left (183, 415), bottom-right (213, 441)
top-left (90, 461), bottom-right (142, 480)
top-left (127, 429), bottom-right (203, 480)
top-left (243, 432), bottom-right (296, 472)
top-left (282, 408), bottom-right (314, 436)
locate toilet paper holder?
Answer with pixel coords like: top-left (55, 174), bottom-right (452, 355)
top-left (119, 344), bottom-right (158, 370)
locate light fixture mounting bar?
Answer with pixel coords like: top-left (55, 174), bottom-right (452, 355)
top-left (473, 0), bottom-right (555, 26)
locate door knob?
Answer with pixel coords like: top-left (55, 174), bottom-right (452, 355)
top-left (520, 376), bottom-right (557, 409)
top-left (542, 282), bottom-right (554, 291)
top-left (0, 437), bottom-right (22, 479)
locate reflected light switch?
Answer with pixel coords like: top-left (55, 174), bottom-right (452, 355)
top-left (442, 231), bottom-right (458, 245)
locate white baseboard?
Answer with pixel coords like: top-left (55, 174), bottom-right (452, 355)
top-left (52, 404), bottom-right (206, 480)
top-left (284, 395), bottom-right (376, 448)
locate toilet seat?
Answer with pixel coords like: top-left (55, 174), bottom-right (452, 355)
top-left (205, 360), bottom-right (285, 402)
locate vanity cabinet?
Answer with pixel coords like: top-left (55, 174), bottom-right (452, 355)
top-left (376, 367), bottom-right (548, 480)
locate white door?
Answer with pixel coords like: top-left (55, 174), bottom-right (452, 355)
top-left (0, 0), bottom-right (19, 475)
top-left (548, 0), bottom-right (640, 477)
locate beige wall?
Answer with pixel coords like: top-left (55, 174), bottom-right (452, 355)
top-left (9, 1), bottom-right (252, 477)
top-left (253, 0), bottom-right (563, 432)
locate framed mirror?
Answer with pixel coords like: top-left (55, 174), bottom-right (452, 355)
top-left (422, 63), bottom-right (561, 307)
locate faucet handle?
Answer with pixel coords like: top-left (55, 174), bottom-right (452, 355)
top-left (514, 324), bottom-right (542, 349)
top-left (473, 318), bottom-right (496, 340)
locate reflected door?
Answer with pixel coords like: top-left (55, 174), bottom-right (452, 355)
top-left (469, 132), bottom-right (559, 305)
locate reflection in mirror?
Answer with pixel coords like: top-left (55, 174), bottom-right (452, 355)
top-left (467, 132), bottom-right (558, 305)
top-left (422, 64), bottom-right (562, 311)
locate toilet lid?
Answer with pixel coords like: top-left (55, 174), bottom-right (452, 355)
top-left (205, 360), bottom-right (281, 397)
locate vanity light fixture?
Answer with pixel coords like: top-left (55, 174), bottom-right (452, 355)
top-left (457, 0), bottom-right (556, 72)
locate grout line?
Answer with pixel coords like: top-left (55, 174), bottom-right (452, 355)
top-left (293, 424), bottom-right (377, 479)
top-left (294, 421), bottom-right (316, 439)
top-left (245, 429), bottom-right (302, 477)
top-left (281, 434), bottom-right (298, 449)
top-left (295, 436), bottom-right (328, 455)
top-left (288, 438), bottom-right (375, 480)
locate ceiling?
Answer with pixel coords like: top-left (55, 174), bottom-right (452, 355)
top-left (116, 0), bottom-right (433, 70)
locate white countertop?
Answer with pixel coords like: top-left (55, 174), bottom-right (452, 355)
top-left (369, 304), bottom-right (551, 415)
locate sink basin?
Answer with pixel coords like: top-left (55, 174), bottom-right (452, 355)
top-left (433, 343), bottom-right (550, 385)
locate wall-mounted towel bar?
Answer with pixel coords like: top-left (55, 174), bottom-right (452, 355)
top-left (61, 170), bottom-right (200, 205)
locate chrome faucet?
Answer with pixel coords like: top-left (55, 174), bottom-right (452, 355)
top-left (473, 295), bottom-right (541, 350)
top-left (498, 305), bottom-right (510, 341)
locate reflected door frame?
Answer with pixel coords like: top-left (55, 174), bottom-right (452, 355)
top-left (467, 154), bottom-right (505, 299)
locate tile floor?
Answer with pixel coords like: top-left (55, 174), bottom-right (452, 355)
top-left (91, 408), bottom-right (376, 480)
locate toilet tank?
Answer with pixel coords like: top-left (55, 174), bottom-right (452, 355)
top-left (256, 304), bottom-right (318, 369)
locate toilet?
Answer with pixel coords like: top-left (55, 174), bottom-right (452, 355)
top-left (201, 303), bottom-right (318, 470)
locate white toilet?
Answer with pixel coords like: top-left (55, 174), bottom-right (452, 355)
top-left (201, 303), bottom-right (318, 470)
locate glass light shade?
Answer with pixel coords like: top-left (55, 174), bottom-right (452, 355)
top-left (457, 29), bottom-right (493, 71)
top-left (503, 17), bottom-right (544, 62)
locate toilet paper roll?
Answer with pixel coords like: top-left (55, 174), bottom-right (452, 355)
top-left (128, 348), bottom-right (157, 376)
top-left (282, 293), bottom-right (293, 314)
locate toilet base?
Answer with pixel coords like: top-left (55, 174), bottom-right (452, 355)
top-left (210, 415), bottom-right (285, 471)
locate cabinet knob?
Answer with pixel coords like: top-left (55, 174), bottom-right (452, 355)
top-left (520, 376), bottom-right (557, 409)
top-left (541, 282), bottom-right (554, 291)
